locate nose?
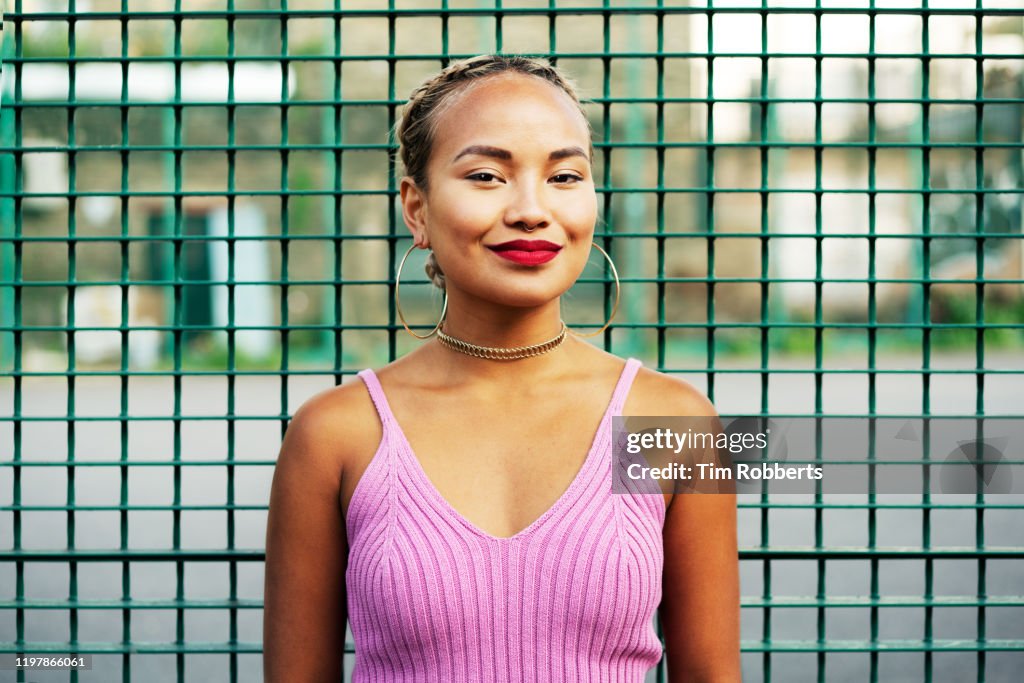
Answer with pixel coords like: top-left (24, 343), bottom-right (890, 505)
top-left (504, 179), bottom-right (550, 232)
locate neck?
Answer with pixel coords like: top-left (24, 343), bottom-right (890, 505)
top-left (440, 316), bottom-right (565, 350)
top-left (421, 302), bottom-right (579, 385)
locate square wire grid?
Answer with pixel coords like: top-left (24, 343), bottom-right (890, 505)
top-left (1, 1), bottom-right (1023, 682)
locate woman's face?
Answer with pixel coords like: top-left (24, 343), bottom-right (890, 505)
top-left (401, 72), bottom-right (598, 310)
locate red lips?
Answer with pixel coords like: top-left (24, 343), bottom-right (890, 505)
top-left (486, 239), bottom-right (562, 266)
top-left (487, 239), bottom-right (562, 252)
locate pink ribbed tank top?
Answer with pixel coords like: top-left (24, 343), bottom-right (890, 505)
top-left (347, 357), bottom-right (665, 682)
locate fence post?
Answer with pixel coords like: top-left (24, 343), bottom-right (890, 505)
top-left (0, 11), bottom-right (15, 372)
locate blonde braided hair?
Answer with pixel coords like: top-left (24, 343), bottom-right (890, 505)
top-left (393, 54), bottom-right (594, 289)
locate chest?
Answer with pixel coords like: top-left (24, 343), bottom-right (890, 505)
top-left (340, 366), bottom-right (673, 541)
top-left (390, 392), bottom-right (613, 539)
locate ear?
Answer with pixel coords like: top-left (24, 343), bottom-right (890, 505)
top-left (399, 176), bottom-right (430, 249)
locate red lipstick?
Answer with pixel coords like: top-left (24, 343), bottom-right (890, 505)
top-left (486, 239), bottom-right (562, 266)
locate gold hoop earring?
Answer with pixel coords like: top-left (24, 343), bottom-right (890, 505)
top-left (567, 243), bottom-right (621, 338)
top-left (395, 243), bottom-right (448, 340)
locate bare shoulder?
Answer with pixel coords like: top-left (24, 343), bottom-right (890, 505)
top-left (278, 373), bottom-right (381, 486)
top-left (561, 341), bottom-right (716, 417)
top-left (627, 363), bottom-right (717, 418)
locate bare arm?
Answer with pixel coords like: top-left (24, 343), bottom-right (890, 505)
top-left (264, 398), bottom-right (349, 682)
top-left (660, 388), bottom-right (742, 681)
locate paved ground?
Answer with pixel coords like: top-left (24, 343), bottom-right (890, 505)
top-left (0, 351), bottom-right (1021, 682)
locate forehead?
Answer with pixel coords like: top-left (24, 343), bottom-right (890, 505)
top-left (430, 73), bottom-right (590, 163)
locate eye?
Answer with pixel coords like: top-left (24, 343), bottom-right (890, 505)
top-left (466, 172), bottom-right (502, 183)
top-left (551, 173), bottom-right (584, 184)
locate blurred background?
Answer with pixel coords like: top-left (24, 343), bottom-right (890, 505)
top-left (1, 0), bottom-right (1022, 681)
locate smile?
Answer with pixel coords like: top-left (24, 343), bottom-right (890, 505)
top-left (486, 240), bottom-right (563, 266)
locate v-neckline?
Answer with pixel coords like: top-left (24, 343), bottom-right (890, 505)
top-left (367, 358), bottom-right (635, 542)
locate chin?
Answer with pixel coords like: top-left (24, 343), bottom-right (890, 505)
top-left (492, 289), bottom-right (565, 309)
top-left (470, 280), bottom-right (572, 309)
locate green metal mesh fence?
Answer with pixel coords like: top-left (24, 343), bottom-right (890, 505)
top-left (1, 1), bottom-right (1023, 681)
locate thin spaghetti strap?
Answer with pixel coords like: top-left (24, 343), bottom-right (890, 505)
top-left (357, 368), bottom-right (397, 429)
top-left (609, 357), bottom-right (643, 415)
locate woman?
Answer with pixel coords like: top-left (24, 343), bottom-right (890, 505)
top-left (264, 54), bottom-right (740, 682)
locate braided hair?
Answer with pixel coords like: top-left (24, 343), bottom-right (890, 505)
top-left (393, 54), bottom-right (593, 289)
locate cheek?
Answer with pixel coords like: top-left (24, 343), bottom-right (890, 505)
top-left (430, 187), bottom-right (500, 238)
top-left (556, 193), bottom-right (598, 235)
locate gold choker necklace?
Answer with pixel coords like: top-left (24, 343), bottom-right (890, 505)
top-left (436, 321), bottom-right (567, 360)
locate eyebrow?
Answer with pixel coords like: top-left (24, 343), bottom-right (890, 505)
top-left (451, 144), bottom-right (589, 164)
top-left (549, 146), bottom-right (589, 162)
